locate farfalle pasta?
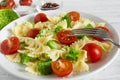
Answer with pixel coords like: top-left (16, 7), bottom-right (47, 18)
top-left (0, 11), bottom-right (113, 77)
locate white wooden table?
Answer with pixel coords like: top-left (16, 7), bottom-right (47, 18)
top-left (0, 0), bottom-right (120, 80)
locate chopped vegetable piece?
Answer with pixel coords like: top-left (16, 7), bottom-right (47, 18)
top-left (82, 36), bottom-right (90, 40)
top-left (27, 28), bottom-right (40, 38)
top-left (28, 21), bottom-right (35, 27)
top-left (0, 36), bottom-right (20, 55)
top-left (86, 24), bottom-right (93, 28)
top-left (77, 35), bottom-right (84, 39)
top-left (62, 14), bottom-right (71, 28)
top-left (54, 26), bottom-right (63, 34)
top-left (38, 57), bottom-right (52, 75)
top-left (47, 40), bottom-right (58, 49)
top-left (52, 59), bottom-right (73, 77)
top-left (20, 41), bottom-right (28, 49)
top-left (66, 48), bottom-right (81, 61)
top-left (21, 52), bottom-right (35, 64)
top-left (34, 13), bottom-right (48, 23)
top-left (65, 46), bottom-right (70, 52)
top-left (37, 28), bottom-right (49, 37)
top-left (57, 30), bottom-right (77, 45)
top-left (68, 11), bottom-right (80, 21)
top-left (92, 26), bottom-right (111, 41)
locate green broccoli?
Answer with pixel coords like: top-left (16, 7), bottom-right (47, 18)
top-left (85, 23), bottom-right (93, 28)
top-left (77, 35), bottom-right (84, 39)
top-left (47, 40), bottom-right (58, 49)
top-left (21, 52), bottom-right (35, 64)
top-left (20, 41), bottom-right (28, 49)
top-left (28, 21), bottom-right (35, 27)
top-left (37, 28), bottom-right (49, 37)
top-left (66, 48), bottom-right (81, 61)
top-left (65, 46), bottom-right (70, 52)
top-left (62, 14), bottom-right (71, 28)
top-left (0, 9), bottom-right (19, 30)
top-left (38, 57), bottom-right (52, 75)
top-left (54, 25), bottom-right (63, 34)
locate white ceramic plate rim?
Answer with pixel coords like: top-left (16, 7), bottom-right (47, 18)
top-left (0, 11), bottom-right (120, 80)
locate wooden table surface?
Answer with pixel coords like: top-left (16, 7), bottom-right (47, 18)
top-left (0, 0), bottom-right (120, 80)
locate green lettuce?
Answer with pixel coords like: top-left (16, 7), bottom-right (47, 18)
top-left (0, 9), bottom-right (19, 30)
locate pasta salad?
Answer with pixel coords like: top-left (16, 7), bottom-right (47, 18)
top-left (0, 11), bottom-right (113, 77)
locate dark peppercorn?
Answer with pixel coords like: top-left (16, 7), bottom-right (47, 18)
top-left (42, 2), bottom-right (59, 8)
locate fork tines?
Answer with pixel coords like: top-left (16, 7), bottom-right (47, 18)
top-left (71, 28), bottom-right (108, 37)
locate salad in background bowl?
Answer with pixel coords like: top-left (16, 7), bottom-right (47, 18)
top-left (0, 10), bottom-right (119, 80)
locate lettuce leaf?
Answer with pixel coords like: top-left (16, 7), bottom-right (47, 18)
top-left (0, 9), bottom-right (19, 30)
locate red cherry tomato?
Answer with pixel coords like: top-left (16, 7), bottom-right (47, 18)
top-left (83, 43), bottom-right (102, 63)
top-left (52, 59), bottom-right (73, 77)
top-left (92, 26), bottom-right (111, 41)
top-left (68, 11), bottom-right (80, 21)
top-left (34, 13), bottom-right (48, 23)
top-left (57, 30), bottom-right (77, 45)
top-left (19, 0), bottom-right (32, 6)
top-left (97, 26), bottom-right (111, 35)
top-left (0, 0), bottom-right (16, 9)
top-left (27, 28), bottom-right (40, 38)
top-left (0, 37), bottom-right (20, 55)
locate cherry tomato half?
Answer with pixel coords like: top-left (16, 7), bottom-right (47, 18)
top-left (19, 0), bottom-right (32, 6)
top-left (0, 0), bottom-right (16, 9)
top-left (92, 26), bottom-right (111, 41)
top-left (0, 37), bottom-right (20, 55)
top-left (83, 43), bottom-right (102, 63)
top-left (68, 11), bottom-right (80, 21)
top-left (34, 13), bottom-right (48, 23)
top-left (52, 59), bottom-right (73, 77)
top-left (27, 28), bottom-right (40, 38)
top-left (57, 30), bottom-right (77, 45)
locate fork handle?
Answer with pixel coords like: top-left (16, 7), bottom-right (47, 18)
top-left (111, 41), bottom-right (120, 48)
top-left (109, 40), bottom-right (120, 48)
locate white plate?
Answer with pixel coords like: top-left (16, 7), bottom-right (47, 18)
top-left (0, 11), bottom-right (120, 80)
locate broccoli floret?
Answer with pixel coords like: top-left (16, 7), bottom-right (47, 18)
top-left (21, 52), bottom-right (35, 64)
top-left (37, 28), bottom-right (49, 37)
top-left (66, 48), bottom-right (81, 61)
top-left (38, 57), bottom-right (52, 75)
top-left (77, 35), bottom-right (84, 39)
top-left (47, 40), bottom-right (58, 49)
top-left (28, 21), bottom-right (35, 27)
top-left (0, 9), bottom-right (19, 30)
top-left (54, 26), bottom-right (63, 34)
top-left (62, 14), bottom-right (71, 28)
top-left (85, 23), bottom-right (93, 28)
top-left (65, 46), bottom-right (70, 52)
top-left (20, 41), bottom-right (28, 49)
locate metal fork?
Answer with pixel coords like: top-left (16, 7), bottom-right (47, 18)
top-left (71, 28), bottom-right (120, 48)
